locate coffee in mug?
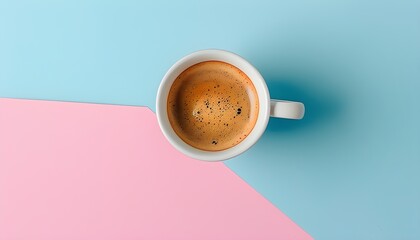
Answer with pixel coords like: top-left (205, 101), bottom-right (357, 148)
top-left (167, 61), bottom-right (259, 151)
top-left (156, 50), bottom-right (305, 161)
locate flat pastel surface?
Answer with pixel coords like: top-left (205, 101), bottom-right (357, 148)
top-left (0, 98), bottom-right (311, 240)
top-left (1, 1), bottom-right (420, 239)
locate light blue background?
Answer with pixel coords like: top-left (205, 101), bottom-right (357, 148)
top-left (1, 0), bottom-right (419, 239)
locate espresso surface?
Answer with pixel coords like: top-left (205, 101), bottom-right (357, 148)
top-left (167, 61), bottom-right (259, 151)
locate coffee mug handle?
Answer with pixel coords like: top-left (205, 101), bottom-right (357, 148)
top-left (270, 100), bottom-right (305, 119)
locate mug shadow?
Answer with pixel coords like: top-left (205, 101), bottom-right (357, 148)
top-left (262, 72), bottom-right (344, 135)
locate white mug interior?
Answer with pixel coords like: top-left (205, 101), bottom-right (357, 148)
top-left (156, 49), bottom-right (270, 161)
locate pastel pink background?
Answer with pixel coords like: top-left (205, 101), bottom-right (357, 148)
top-left (0, 98), bottom-right (312, 240)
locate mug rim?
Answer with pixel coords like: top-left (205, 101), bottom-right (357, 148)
top-left (156, 49), bottom-right (270, 161)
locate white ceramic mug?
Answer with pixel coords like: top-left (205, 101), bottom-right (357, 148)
top-left (156, 49), bottom-right (305, 161)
